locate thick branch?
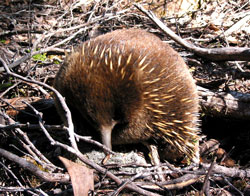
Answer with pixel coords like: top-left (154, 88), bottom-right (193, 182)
top-left (135, 4), bottom-right (250, 61)
top-left (0, 148), bottom-right (70, 183)
top-left (198, 86), bottom-right (250, 120)
top-left (202, 163), bottom-right (250, 178)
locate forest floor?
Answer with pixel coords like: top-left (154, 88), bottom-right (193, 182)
top-left (0, 0), bottom-right (249, 195)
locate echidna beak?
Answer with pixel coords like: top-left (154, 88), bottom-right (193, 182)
top-left (100, 120), bottom-right (117, 151)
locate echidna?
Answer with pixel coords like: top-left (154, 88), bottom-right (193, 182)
top-left (54, 29), bottom-right (200, 163)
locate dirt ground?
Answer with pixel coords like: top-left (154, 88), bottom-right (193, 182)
top-left (0, 0), bottom-right (249, 195)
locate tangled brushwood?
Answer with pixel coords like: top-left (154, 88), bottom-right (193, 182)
top-left (54, 29), bottom-right (200, 162)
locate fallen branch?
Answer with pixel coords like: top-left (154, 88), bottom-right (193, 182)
top-left (0, 148), bottom-right (70, 183)
top-left (1, 58), bottom-right (160, 196)
top-left (0, 57), bottom-right (78, 151)
top-left (0, 121), bottom-right (115, 155)
top-left (223, 14), bottom-right (250, 37)
top-left (202, 163), bottom-right (250, 178)
top-left (0, 9), bottom-right (128, 73)
top-left (198, 86), bottom-right (250, 120)
top-left (135, 4), bottom-right (250, 61)
top-left (0, 110), bottom-right (60, 172)
top-left (23, 100), bottom-right (160, 196)
top-left (200, 157), bottom-right (217, 195)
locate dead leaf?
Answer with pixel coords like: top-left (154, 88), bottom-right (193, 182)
top-left (221, 158), bottom-right (236, 167)
top-left (59, 156), bottom-right (94, 196)
top-left (216, 148), bottom-right (225, 159)
top-left (208, 23), bottom-right (220, 31)
top-left (3, 40), bottom-right (11, 44)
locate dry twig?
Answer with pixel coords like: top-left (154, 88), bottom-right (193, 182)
top-left (135, 4), bottom-right (250, 61)
top-left (1, 58), bottom-right (160, 196)
top-left (0, 57), bottom-right (78, 151)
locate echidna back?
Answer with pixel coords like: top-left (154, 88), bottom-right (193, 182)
top-left (54, 29), bottom-right (199, 162)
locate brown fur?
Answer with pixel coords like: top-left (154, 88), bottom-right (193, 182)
top-left (54, 29), bottom-right (199, 162)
